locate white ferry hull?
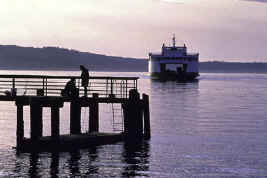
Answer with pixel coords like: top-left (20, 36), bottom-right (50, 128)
top-left (150, 72), bottom-right (199, 81)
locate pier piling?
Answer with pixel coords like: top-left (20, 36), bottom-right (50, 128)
top-left (16, 104), bottom-right (24, 149)
top-left (51, 106), bottom-right (60, 139)
top-left (143, 94), bottom-right (151, 139)
top-left (89, 93), bottom-right (99, 133)
top-left (30, 99), bottom-right (43, 140)
top-left (123, 89), bottom-right (143, 139)
top-left (70, 100), bottom-right (81, 134)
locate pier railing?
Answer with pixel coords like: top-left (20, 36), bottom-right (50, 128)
top-left (0, 75), bottom-right (138, 99)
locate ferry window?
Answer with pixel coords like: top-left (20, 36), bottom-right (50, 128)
top-left (166, 64), bottom-right (182, 71)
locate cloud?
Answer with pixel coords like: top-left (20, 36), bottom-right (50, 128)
top-left (243, 0), bottom-right (267, 3)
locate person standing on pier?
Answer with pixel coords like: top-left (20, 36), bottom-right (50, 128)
top-left (80, 65), bottom-right (89, 97)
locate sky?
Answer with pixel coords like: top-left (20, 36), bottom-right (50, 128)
top-left (0, 0), bottom-right (266, 62)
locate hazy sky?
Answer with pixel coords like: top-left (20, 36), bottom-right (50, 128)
top-left (0, 0), bottom-right (266, 62)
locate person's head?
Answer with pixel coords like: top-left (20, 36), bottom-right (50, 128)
top-left (70, 78), bottom-right (75, 83)
top-left (80, 65), bottom-right (85, 71)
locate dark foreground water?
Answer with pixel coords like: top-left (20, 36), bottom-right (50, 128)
top-left (0, 71), bottom-right (266, 177)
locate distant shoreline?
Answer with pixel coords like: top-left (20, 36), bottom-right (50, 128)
top-left (0, 68), bottom-right (266, 74)
top-left (0, 45), bottom-right (266, 73)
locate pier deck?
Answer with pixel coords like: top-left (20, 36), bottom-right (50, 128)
top-left (0, 74), bottom-right (150, 152)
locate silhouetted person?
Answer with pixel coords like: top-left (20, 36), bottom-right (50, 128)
top-left (80, 65), bottom-right (89, 97)
top-left (176, 67), bottom-right (182, 74)
top-left (61, 78), bottom-right (77, 97)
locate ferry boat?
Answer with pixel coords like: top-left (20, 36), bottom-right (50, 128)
top-left (148, 35), bottom-right (199, 81)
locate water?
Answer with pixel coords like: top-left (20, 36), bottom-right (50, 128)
top-left (0, 71), bottom-right (266, 177)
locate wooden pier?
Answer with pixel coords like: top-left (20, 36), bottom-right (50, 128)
top-left (0, 75), bottom-right (150, 152)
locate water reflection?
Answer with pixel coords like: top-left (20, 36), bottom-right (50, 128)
top-left (85, 147), bottom-right (99, 176)
top-left (29, 153), bottom-right (39, 178)
top-left (20, 141), bottom-right (150, 177)
top-left (68, 150), bottom-right (81, 177)
top-left (50, 153), bottom-right (59, 178)
top-left (151, 78), bottom-right (199, 84)
top-left (122, 140), bottom-right (150, 177)
top-left (148, 79), bottom-right (200, 136)
top-left (149, 79), bottom-right (199, 94)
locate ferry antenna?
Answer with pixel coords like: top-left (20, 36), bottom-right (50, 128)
top-left (172, 34), bottom-right (176, 47)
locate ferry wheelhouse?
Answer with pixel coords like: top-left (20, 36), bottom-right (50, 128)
top-left (148, 35), bottom-right (199, 80)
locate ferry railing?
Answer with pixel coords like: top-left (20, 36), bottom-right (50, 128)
top-left (0, 75), bottom-right (138, 99)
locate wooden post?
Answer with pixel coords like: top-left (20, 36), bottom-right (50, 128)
top-left (70, 100), bottom-right (81, 134)
top-left (89, 93), bottom-right (99, 133)
top-left (16, 105), bottom-right (24, 149)
top-left (123, 89), bottom-right (143, 139)
top-left (142, 94), bottom-right (151, 139)
top-left (51, 153), bottom-right (59, 177)
top-left (51, 99), bottom-right (63, 139)
top-left (51, 107), bottom-right (60, 139)
top-left (30, 100), bottom-right (43, 140)
top-left (37, 89), bottom-right (44, 96)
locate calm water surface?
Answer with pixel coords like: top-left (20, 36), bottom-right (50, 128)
top-left (0, 71), bottom-right (266, 177)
